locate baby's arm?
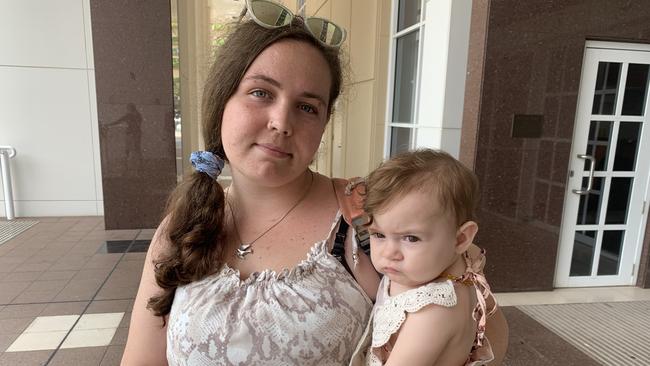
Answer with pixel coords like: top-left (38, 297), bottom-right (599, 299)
top-left (384, 304), bottom-right (458, 366)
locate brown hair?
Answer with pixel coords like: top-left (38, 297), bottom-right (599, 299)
top-left (148, 18), bottom-right (344, 318)
top-left (364, 149), bottom-right (480, 227)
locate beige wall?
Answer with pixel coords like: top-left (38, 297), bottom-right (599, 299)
top-left (307, 0), bottom-right (391, 178)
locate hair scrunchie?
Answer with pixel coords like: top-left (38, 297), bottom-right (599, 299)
top-left (190, 151), bottom-right (225, 180)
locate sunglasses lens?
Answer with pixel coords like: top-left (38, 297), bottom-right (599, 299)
top-left (305, 18), bottom-right (345, 47)
top-left (249, 0), bottom-right (292, 27)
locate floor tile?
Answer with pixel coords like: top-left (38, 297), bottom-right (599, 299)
top-left (0, 334), bottom-right (20, 353)
top-left (86, 300), bottom-right (132, 314)
top-left (109, 327), bottom-right (128, 346)
top-left (0, 304), bottom-right (46, 320)
top-left (11, 290), bottom-right (59, 304)
top-left (53, 279), bottom-right (104, 302)
top-left (12, 260), bottom-right (55, 272)
top-left (118, 312), bottom-right (131, 328)
top-left (0, 263), bottom-right (19, 274)
top-left (37, 271), bottom-right (77, 281)
top-left (0, 318), bottom-right (33, 335)
top-left (60, 328), bottom-right (118, 349)
top-left (0, 271), bottom-right (42, 282)
top-left (74, 313), bottom-right (124, 330)
top-left (501, 307), bottom-right (600, 366)
top-left (0, 282), bottom-right (31, 304)
top-left (48, 346), bottom-right (107, 366)
top-left (40, 302), bottom-right (89, 317)
top-left (100, 345), bottom-right (124, 366)
top-left (0, 349), bottom-right (52, 366)
top-left (123, 252), bottom-right (146, 262)
top-left (5, 331), bottom-right (68, 352)
top-left (71, 268), bottom-right (113, 281)
top-left (24, 280), bottom-right (70, 293)
top-left (94, 285), bottom-right (138, 301)
top-left (24, 315), bottom-right (79, 333)
top-left (82, 254), bottom-right (122, 270)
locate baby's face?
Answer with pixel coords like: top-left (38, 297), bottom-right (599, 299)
top-left (368, 190), bottom-right (460, 290)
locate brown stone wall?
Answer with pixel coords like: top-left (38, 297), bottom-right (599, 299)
top-left (463, 0), bottom-right (650, 291)
top-left (91, 0), bottom-right (177, 229)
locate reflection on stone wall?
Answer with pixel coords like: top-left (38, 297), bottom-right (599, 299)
top-left (91, 0), bottom-right (177, 229)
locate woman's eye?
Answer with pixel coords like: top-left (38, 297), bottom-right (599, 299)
top-left (403, 235), bottom-right (420, 243)
top-left (251, 89), bottom-right (270, 98)
top-left (299, 104), bottom-right (317, 114)
top-left (370, 232), bottom-right (385, 239)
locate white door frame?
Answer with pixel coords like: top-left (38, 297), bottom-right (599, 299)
top-left (555, 41), bottom-right (650, 287)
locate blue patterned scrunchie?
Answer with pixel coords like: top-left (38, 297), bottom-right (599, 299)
top-left (190, 151), bottom-right (225, 180)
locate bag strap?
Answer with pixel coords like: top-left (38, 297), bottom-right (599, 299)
top-left (331, 219), bottom-right (351, 275)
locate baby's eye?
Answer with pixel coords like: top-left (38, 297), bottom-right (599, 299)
top-left (251, 89), bottom-right (270, 98)
top-left (403, 235), bottom-right (420, 243)
top-left (370, 232), bottom-right (385, 239)
top-left (299, 103), bottom-right (318, 115)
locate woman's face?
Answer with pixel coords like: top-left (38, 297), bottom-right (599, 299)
top-left (221, 40), bottom-right (332, 187)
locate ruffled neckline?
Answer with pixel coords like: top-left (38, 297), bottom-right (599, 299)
top-left (217, 210), bottom-right (343, 287)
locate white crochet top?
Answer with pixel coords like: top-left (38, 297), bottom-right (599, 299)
top-left (349, 251), bottom-right (496, 366)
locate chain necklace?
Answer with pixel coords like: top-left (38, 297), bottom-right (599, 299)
top-left (228, 171), bottom-right (314, 260)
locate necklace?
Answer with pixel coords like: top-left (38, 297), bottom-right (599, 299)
top-left (228, 171), bottom-right (314, 260)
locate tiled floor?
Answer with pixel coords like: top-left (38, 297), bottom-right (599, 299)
top-left (1, 216), bottom-right (648, 365)
top-left (0, 217), bottom-right (145, 365)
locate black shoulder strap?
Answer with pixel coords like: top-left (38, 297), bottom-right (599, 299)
top-left (331, 218), bottom-right (352, 275)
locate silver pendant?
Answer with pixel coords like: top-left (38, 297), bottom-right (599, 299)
top-left (235, 243), bottom-right (253, 259)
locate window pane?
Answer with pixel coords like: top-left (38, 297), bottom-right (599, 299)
top-left (597, 231), bottom-right (624, 275)
top-left (390, 127), bottom-right (412, 156)
top-left (397, 0), bottom-right (421, 31)
top-left (621, 63), bottom-right (650, 116)
top-left (605, 178), bottom-right (633, 225)
top-left (585, 121), bottom-right (612, 171)
top-left (576, 177), bottom-right (603, 225)
top-left (613, 122), bottom-right (641, 171)
top-left (592, 62), bottom-right (621, 115)
top-left (392, 30), bottom-right (419, 124)
top-left (570, 231), bottom-right (597, 276)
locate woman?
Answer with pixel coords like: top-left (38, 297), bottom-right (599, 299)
top-left (122, 3), bottom-right (507, 365)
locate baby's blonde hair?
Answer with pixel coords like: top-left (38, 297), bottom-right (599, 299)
top-left (364, 149), bottom-right (480, 226)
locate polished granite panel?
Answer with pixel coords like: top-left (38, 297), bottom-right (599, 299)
top-left (459, 0), bottom-right (490, 169)
top-left (472, 0), bottom-right (650, 291)
top-left (639, 214), bottom-right (650, 288)
top-left (91, 0), bottom-right (176, 230)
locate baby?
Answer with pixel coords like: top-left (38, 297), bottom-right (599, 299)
top-left (351, 149), bottom-right (496, 366)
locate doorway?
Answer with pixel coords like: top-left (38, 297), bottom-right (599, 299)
top-left (555, 41), bottom-right (650, 287)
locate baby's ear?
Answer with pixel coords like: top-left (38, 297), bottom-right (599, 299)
top-left (455, 221), bottom-right (478, 254)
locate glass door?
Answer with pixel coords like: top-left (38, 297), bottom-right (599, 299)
top-left (555, 42), bottom-right (650, 287)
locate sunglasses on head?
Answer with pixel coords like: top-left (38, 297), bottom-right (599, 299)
top-left (240, 0), bottom-right (347, 48)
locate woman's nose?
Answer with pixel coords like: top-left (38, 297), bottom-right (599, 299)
top-left (267, 103), bottom-right (292, 136)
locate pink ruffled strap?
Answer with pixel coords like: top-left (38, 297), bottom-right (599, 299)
top-left (458, 250), bottom-right (497, 347)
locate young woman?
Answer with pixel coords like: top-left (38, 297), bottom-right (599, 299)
top-left (122, 1), bottom-right (507, 365)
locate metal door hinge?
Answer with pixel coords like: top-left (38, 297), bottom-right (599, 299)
top-left (643, 201), bottom-right (647, 215)
top-left (632, 263), bottom-right (636, 276)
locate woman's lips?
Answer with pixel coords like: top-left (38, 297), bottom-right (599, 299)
top-left (256, 143), bottom-right (291, 158)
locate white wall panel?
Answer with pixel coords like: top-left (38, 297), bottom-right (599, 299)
top-left (0, 66), bottom-right (99, 215)
top-left (0, 0), bottom-right (87, 69)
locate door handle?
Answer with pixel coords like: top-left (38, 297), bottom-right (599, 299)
top-left (572, 154), bottom-right (595, 195)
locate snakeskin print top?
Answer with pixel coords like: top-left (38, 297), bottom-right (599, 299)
top-left (166, 212), bottom-right (373, 366)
